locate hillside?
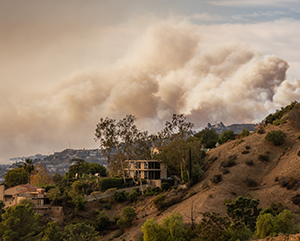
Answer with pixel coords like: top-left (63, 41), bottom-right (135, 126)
top-left (105, 119), bottom-right (300, 240)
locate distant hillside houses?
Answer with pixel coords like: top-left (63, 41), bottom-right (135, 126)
top-left (207, 122), bottom-right (258, 135)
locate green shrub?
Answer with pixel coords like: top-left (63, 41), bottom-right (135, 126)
top-left (259, 154), bottom-right (270, 162)
top-left (245, 160), bottom-right (254, 166)
top-left (117, 206), bottom-right (137, 229)
top-left (112, 190), bottom-right (128, 202)
top-left (255, 209), bottom-right (299, 239)
top-left (153, 195), bottom-right (166, 210)
top-left (103, 203), bottom-right (111, 210)
top-left (222, 168), bottom-right (230, 174)
top-left (161, 182), bottom-right (170, 191)
top-left (113, 229), bottom-right (124, 238)
top-left (98, 178), bottom-right (123, 192)
top-left (265, 130), bottom-right (287, 146)
top-left (297, 134), bottom-right (300, 140)
top-left (280, 177), bottom-right (289, 188)
top-left (96, 211), bottom-right (110, 232)
top-left (246, 177), bottom-right (258, 187)
top-left (86, 188), bottom-right (93, 195)
top-left (257, 126), bottom-right (265, 134)
top-left (241, 129), bottom-right (250, 137)
top-left (211, 174), bottom-right (222, 184)
top-left (117, 218), bottom-right (128, 230)
top-left (113, 214), bottom-right (121, 223)
top-left (220, 130), bottom-right (235, 143)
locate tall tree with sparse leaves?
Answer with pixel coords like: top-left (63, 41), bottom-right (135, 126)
top-left (154, 114), bottom-right (194, 182)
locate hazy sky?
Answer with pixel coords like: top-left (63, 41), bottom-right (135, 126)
top-left (1, 0), bottom-right (300, 162)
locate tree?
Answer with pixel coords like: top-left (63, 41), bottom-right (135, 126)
top-left (63, 222), bottom-right (101, 241)
top-left (220, 130), bottom-right (235, 144)
top-left (194, 128), bottom-right (219, 148)
top-left (68, 159), bottom-right (87, 178)
top-left (22, 158), bottom-right (34, 184)
top-left (225, 196), bottom-right (262, 232)
top-left (0, 203), bottom-right (42, 240)
top-left (30, 164), bottom-right (51, 186)
top-left (4, 167), bottom-right (28, 188)
top-left (141, 212), bottom-right (185, 241)
top-left (95, 114), bottom-right (151, 181)
top-left (67, 161), bottom-right (106, 178)
top-left (241, 129), bottom-right (250, 137)
top-left (41, 222), bottom-right (64, 241)
top-left (154, 114), bottom-right (194, 182)
top-left (255, 209), bottom-right (299, 239)
top-left (0, 200), bottom-right (5, 222)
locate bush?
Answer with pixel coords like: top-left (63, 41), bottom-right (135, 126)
top-left (242, 150), bottom-right (250, 154)
top-left (257, 126), bottom-right (265, 134)
top-left (265, 130), bottom-right (287, 146)
top-left (245, 145), bottom-right (250, 150)
top-left (117, 206), bottom-right (137, 229)
top-left (211, 174), bottom-right (222, 184)
top-left (98, 178), bottom-right (123, 192)
top-left (259, 154), bottom-right (270, 162)
top-left (220, 130), bottom-right (235, 143)
top-left (241, 129), bottom-right (250, 137)
top-left (245, 160), bottom-right (254, 166)
top-left (86, 188), bottom-right (93, 195)
top-left (222, 168), bottom-right (230, 174)
top-left (113, 190), bottom-right (128, 202)
top-left (153, 195), bottom-right (166, 210)
top-left (280, 177), bottom-right (289, 188)
top-left (246, 177), bottom-right (258, 187)
top-left (161, 182), bottom-right (170, 191)
top-left (103, 203), bottom-right (111, 210)
top-left (113, 214), bottom-right (121, 223)
top-left (96, 211), bottom-right (110, 232)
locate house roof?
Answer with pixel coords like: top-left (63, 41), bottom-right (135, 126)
top-left (5, 183), bottom-right (45, 195)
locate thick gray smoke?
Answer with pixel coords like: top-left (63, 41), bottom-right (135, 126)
top-left (1, 19), bottom-right (299, 160)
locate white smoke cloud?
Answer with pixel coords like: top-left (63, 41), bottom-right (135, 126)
top-left (1, 18), bottom-right (300, 161)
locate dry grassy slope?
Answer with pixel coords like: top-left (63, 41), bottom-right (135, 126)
top-left (100, 120), bottom-right (300, 240)
top-left (156, 120), bottom-right (300, 224)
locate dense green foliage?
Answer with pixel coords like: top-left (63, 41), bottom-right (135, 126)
top-left (194, 128), bottom-right (219, 148)
top-left (4, 167), bottom-right (28, 188)
top-left (265, 130), bottom-right (287, 145)
top-left (117, 206), bottom-right (137, 229)
top-left (67, 161), bottom-right (106, 178)
top-left (265, 101), bottom-right (298, 125)
top-left (142, 212), bottom-right (185, 241)
top-left (241, 129), bottom-right (250, 137)
top-left (225, 196), bottom-right (262, 231)
top-left (255, 209), bottom-right (299, 239)
top-left (220, 130), bottom-right (235, 143)
top-left (0, 203), bottom-right (42, 240)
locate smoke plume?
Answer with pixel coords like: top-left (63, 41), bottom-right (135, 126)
top-left (1, 19), bottom-right (299, 160)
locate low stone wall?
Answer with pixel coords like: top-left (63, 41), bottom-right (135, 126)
top-left (86, 184), bottom-right (149, 202)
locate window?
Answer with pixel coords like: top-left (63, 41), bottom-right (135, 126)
top-left (144, 171), bottom-right (148, 179)
top-left (144, 162), bottom-right (148, 169)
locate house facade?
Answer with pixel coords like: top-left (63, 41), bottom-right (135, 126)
top-left (0, 184), bottom-right (46, 208)
top-left (124, 160), bottom-right (167, 180)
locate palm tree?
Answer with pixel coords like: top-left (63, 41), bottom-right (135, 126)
top-left (22, 158), bottom-right (34, 184)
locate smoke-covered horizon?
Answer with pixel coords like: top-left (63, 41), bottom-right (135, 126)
top-left (1, 17), bottom-right (300, 162)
